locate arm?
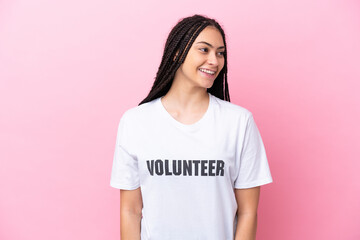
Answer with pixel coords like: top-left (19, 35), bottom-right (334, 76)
top-left (234, 186), bottom-right (260, 240)
top-left (120, 187), bottom-right (143, 240)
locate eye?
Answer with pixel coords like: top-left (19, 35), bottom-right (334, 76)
top-left (199, 48), bottom-right (208, 52)
top-left (218, 51), bottom-right (225, 56)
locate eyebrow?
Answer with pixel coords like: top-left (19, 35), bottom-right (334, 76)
top-left (195, 41), bottom-right (225, 49)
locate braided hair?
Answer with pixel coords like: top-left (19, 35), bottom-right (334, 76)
top-left (138, 14), bottom-right (230, 105)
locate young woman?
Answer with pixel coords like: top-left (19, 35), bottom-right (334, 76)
top-left (110, 14), bottom-right (273, 240)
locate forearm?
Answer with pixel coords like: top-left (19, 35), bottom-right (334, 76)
top-left (234, 213), bottom-right (257, 240)
top-left (120, 210), bottom-right (142, 240)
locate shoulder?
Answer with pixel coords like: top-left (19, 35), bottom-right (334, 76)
top-left (211, 94), bottom-right (253, 120)
top-left (120, 97), bottom-right (159, 124)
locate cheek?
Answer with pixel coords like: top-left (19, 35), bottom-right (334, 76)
top-left (181, 63), bottom-right (197, 76)
top-left (220, 60), bottom-right (225, 70)
top-left (185, 60), bottom-right (200, 73)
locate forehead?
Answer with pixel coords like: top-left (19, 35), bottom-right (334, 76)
top-left (193, 26), bottom-right (224, 46)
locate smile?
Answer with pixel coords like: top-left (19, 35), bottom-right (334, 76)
top-left (199, 68), bottom-right (216, 75)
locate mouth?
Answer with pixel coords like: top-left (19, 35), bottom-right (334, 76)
top-left (198, 68), bottom-right (216, 78)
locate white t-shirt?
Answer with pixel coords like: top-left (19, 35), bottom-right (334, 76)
top-left (110, 92), bottom-right (273, 240)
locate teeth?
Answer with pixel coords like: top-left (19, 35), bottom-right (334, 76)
top-left (199, 68), bottom-right (215, 75)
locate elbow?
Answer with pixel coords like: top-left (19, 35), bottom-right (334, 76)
top-left (121, 207), bottom-right (143, 218)
top-left (237, 210), bottom-right (258, 218)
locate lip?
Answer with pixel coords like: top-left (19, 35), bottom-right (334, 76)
top-left (199, 67), bottom-right (217, 72)
top-left (198, 68), bottom-right (216, 79)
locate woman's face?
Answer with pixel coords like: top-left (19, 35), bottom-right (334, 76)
top-left (176, 26), bottom-right (225, 89)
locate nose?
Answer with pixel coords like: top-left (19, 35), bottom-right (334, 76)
top-left (207, 51), bottom-right (219, 66)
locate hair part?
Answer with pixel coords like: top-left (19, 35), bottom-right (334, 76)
top-left (138, 14), bottom-right (230, 105)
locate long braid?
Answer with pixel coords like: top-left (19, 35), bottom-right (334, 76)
top-left (138, 14), bottom-right (230, 105)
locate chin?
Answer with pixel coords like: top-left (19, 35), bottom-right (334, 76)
top-left (202, 82), bottom-right (214, 89)
top-left (192, 77), bottom-right (215, 89)
top-left (205, 79), bottom-right (216, 87)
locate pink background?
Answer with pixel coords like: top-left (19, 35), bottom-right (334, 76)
top-left (1, 0), bottom-right (359, 239)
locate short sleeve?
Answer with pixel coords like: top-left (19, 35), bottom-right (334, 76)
top-left (110, 113), bottom-right (140, 190)
top-left (234, 114), bottom-right (273, 189)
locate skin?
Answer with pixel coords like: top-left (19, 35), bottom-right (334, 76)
top-left (120, 25), bottom-right (261, 240)
top-left (120, 188), bottom-right (142, 240)
top-left (234, 186), bottom-right (260, 240)
top-left (161, 25), bottom-right (225, 125)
